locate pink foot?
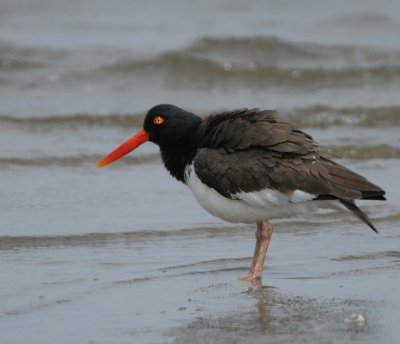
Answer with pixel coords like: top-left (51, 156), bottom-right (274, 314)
top-left (239, 272), bottom-right (262, 285)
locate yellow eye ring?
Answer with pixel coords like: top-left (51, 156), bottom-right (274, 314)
top-left (153, 115), bottom-right (165, 125)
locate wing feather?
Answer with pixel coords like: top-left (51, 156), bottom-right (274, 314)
top-left (194, 108), bottom-right (385, 202)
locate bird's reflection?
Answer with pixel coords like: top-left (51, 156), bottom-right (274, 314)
top-left (245, 283), bottom-right (275, 331)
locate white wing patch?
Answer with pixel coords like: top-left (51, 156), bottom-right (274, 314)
top-left (184, 164), bottom-right (317, 224)
top-left (233, 189), bottom-right (315, 208)
top-left (291, 190), bottom-right (316, 202)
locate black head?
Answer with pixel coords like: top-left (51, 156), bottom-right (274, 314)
top-left (97, 104), bottom-right (201, 181)
top-left (143, 104), bottom-right (201, 147)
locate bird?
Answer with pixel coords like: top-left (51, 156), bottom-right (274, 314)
top-left (97, 104), bottom-right (386, 282)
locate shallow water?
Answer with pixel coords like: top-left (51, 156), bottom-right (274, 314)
top-left (1, 1), bottom-right (400, 343)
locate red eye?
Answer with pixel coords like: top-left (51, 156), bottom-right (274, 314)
top-left (153, 115), bottom-right (165, 125)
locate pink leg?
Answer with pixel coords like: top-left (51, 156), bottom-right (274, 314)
top-left (240, 219), bottom-right (273, 282)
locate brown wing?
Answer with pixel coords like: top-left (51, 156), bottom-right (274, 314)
top-left (194, 148), bottom-right (384, 200)
top-left (199, 108), bottom-right (316, 154)
top-left (195, 109), bottom-right (385, 201)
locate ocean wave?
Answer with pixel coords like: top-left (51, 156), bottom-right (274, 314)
top-left (0, 143), bottom-right (399, 169)
top-left (89, 35), bottom-right (400, 88)
top-left (283, 105), bottom-right (400, 127)
top-left (0, 57), bottom-right (42, 71)
top-left (0, 154), bottom-right (160, 167)
top-left (0, 42), bottom-right (50, 71)
top-left (1, 209), bottom-right (397, 250)
top-left (186, 36), bottom-right (400, 67)
top-left (188, 36), bottom-right (321, 59)
top-left (97, 52), bottom-right (400, 88)
top-left (98, 35), bottom-right (400, 74)
top-left (0, 113), bottom-right (144, 128)
top-left (0, 226), bottom-right (230, 250)
top-left (3, 36), bottom-right (400, 89)
top-left (322, 144), bottom-right (400, 160)
top-left (1, 105), bottom-right (399, 129)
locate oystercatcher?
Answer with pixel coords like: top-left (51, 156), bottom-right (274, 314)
top-left (97, 104), bottom-right (386, 281)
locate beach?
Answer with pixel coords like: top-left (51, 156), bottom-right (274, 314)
top-left (1, 1), bottom-right (400, 343)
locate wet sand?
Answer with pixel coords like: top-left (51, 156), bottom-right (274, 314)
top-left (1, 222), bottom-right (399, 343)
top-left (1, 159), bottom-right (399, 343)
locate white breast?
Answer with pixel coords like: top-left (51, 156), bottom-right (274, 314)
top-left (184, 164), bottom-right (317, 224)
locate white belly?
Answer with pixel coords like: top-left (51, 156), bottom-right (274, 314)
top-left (184, 164), bottom-right (317, 224)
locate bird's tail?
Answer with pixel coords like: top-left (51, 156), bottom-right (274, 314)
top-left (339, 199), bottom-right (379, 233)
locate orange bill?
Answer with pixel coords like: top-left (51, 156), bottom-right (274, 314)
top-left (96, 129), bottom-right (149, 168)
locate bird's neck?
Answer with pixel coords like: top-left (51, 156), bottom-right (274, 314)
top-left (159, 120), bottom-right (201, 182)
top-left (160, 143), bottom-right (198, 182)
